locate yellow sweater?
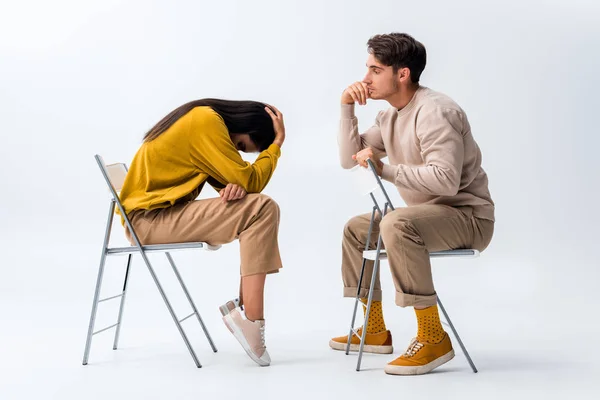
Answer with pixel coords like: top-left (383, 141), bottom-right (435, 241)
top-left (119, 106), bottom-right (281, 217)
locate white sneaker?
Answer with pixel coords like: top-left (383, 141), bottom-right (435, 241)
top-left (219, 298), bottom-right (241, 316)
top-left (223, 308), bottom-right (271, 367)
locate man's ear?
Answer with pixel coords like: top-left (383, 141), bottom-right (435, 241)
top-left (397, 67), bottom-right (411, 84)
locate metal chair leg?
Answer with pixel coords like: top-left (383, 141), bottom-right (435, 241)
top-left (113, 254), bottom-right (132, 350)
top-left (137, 251), bottom-right (202, 368)
top-left (82, 202), bottom-right (115, 365)
top-left (166, 252), bottom-right (217, 353)
top-left (346, 206), bottom-right (377, 355)
top-left (356, 234), bottom-right (384, 371)
top-left (346, 259), bottom-right (367, 355)
top-left (437, 296), bottom-right (478, 373)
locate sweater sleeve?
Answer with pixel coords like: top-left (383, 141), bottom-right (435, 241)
top-left (188, 109), bottom-right (281, 193)
top-left (338, 104), bottom-right (386, 169)
top-left (206, 176), bottom-right (226, 192)
top-left (381, 107), bottom-right (464, 196)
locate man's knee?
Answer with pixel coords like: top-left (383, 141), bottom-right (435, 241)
top-left (343, 215), bottom-right (366, 239)
top-left (380, 211), bottom-right (416, 240)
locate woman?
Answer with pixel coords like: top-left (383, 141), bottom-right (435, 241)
top-left (119, 99), bottom-right (285, 367)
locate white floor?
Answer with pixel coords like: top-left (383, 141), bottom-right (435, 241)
top-left (1, 302), bottom-right (598, 400)
top-left (2, 172), bottom-right (599, 400)
top-left (1, 222), bottom-right (599, 400)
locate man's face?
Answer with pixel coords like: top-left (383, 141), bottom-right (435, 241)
top-left (362, 53), bottom-right (400, 100)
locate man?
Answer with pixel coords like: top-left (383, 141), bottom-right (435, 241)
top-left (329, 33), bottom-right (495, 375)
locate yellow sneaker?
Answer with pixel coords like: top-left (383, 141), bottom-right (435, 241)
top-left (384, 333), bottom-right (454, 375)
top-left (329, 328), bottom-right (393, 354)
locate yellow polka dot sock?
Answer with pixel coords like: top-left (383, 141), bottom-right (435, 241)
top-left (415, 305), bottom-right (445, 344)
top-left (360, 298), bottom-right (387, 334)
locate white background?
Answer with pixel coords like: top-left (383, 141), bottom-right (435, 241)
top-left (1, 0), bottom-right (599, 399)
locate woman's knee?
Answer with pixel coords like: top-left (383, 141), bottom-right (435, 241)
top-left (252, 193), bottom-right (280, 221)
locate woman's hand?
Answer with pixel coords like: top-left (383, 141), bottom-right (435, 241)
top-left (220, 183), bottom-right (247, 203)
top-left (265, 105), bottom-right (285, 148)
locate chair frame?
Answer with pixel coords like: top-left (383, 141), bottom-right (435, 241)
top-left (346, 159), bottom-right (480, 372)
top-left (82, 155), bottom-right (219, 368)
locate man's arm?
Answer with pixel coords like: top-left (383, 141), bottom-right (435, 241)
top-left (381, 107), bottom-right (465, 196)
top-left (338, 81), bottom-right (386, 169)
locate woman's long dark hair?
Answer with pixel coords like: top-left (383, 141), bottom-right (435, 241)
top-left (143, 99), bottom-right (276, 151)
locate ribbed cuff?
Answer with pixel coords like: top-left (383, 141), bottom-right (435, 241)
top-left (381, 164), bottom-right (397, 184)
top-left (341, 104), bottom-right (356, 119)
top-left (267, 143), bottom-right (281, 157)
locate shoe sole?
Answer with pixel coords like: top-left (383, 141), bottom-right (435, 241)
top-left (329, 339), bottom-right (393, 354)
top-left (384, 349), bottom-right (455, 375)
top-left (222, 314), bottom-right (270, 367)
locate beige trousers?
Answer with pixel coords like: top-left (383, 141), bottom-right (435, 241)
top-left (342, 204), bottom-right (494, 308)
top-left (125, 193), bottom-right (283, 276)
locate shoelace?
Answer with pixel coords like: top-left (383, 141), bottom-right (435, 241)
top-left (403, 338), bottom-right (424, 357)
top-left (259, 325), bottom-right (266, 347)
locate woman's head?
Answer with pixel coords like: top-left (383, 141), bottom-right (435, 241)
top-left (143, 99), bottom-right (276, 152)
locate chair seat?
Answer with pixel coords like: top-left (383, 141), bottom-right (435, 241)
top-left (107, 242), bottom-right (221, 255)
top-left (363, 248), bottom-right (480, 261)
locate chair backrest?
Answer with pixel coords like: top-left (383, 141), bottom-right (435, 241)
top-left (95, 154), bottom-right (147, 248)
top-left (351, 159), bottom-right (396, 212)
top-left (95, 155), bottom-right (128, 195)
top-left (106, 163), bottom-right (128, 192)
top-left (350, 164), bottom-right (379, 196)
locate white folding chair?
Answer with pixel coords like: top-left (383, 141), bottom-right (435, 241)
top-left (346, 160), bottom-right (480, 372)
top-left (82, 155), bottom-right (221, 368)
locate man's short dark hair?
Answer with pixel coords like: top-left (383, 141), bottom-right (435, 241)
top-left (367, 33), bottom-right (427, 83)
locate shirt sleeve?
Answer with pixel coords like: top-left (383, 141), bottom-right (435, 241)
top-left (338, 104), bottom-right (386, 169)
top-left (188, 108), bottom-right (281, 193)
